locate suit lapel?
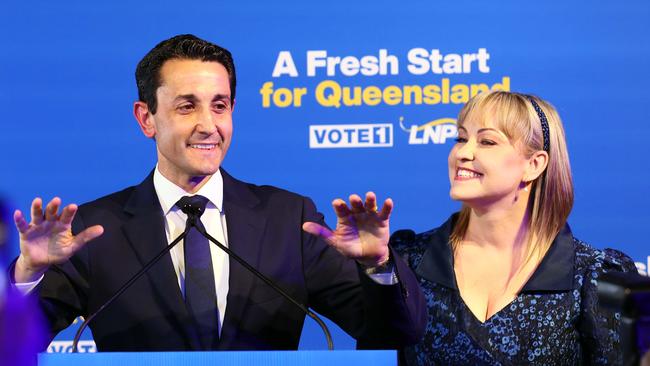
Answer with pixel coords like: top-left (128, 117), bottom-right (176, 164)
top-left (121, 172), bottom-right (201, 349)
top-left (218, 170), bottom-right (267, 349)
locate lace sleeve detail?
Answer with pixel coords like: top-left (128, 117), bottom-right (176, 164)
top-left (577, 241), bottom-right (637, 364)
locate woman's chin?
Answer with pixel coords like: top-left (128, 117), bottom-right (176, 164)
top-left (449, 188), bottom-right (474, 202)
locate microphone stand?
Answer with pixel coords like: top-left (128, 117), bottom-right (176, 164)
top-left (71, 225), bottom-right (191, 353)
top-left (71, 213), bottom-right (334, 352)
top-left (186, 215), bottom-right (334, 350)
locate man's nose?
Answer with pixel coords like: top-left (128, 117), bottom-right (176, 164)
top-left (195, 108), bottom-right (218, 135)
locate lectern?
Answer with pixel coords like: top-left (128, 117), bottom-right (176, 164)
top-left (39, 350), bottom-right (397, 366)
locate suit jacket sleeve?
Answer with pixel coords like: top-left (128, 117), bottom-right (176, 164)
top-left (30, 209), bottom-right (92, 344)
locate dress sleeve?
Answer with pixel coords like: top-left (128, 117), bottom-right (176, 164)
top-left (579, 248), bottom-right (638, 364)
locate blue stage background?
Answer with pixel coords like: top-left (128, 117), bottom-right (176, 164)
top-left (1, 0), bottom-right (649, 352)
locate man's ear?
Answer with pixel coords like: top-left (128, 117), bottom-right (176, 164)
top-left (134, 101), bottom-right (156, 138)
top-left (523, 150), bottom-right (549, 183)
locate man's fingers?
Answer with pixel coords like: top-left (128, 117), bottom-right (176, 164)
top-left (14, 210), bottom-right (29, 233)
top-left (31, 197), bottom-right (44, 225)
top-left (60, 204), bottom-right (78, 226)
top-left (349, 194), bottom-right (365, 214)
top-left (378, 198), bottom-right (393, 221)
top-left (364, 191), bottom-right (378, 212)
top-left (45, 197), bottom-right (62, 222)
top-left (332, 199), bottom-right (351, 218)
top-left (302, 222), bottom-right (334, 243)
top-left (71, 225), bottom-right (104, 251)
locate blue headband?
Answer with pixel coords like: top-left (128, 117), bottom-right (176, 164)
top-left (527, 97), bottom-right (550, 152)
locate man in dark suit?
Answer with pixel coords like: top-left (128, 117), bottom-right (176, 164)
top-left (11, 34), bottom-right (425, 351)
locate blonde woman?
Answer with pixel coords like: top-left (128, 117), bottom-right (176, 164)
top-left (304, 91), bottom-right (636, 364)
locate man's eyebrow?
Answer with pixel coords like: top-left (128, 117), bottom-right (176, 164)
top-left (173, 94), bottom-right (199, 103)
top-left (212, 94), bottom-right (231, 102)
top-left (172, 94), bottom-right (232, 104)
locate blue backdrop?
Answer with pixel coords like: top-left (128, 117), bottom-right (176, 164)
top-left (1, 0), bottom-right (649, 352)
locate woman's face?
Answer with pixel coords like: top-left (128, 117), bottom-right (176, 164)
top-left (448, 117), bottom-right (531, 209)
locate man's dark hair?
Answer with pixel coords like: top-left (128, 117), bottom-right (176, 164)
top-left (135, 34), bottom-right (236, 114)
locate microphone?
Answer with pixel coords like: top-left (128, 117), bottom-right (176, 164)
top-left (72, 196), bottom-right (333, 352)
top-left (177, 198), bottom-right (335, 350)
top-left (71, 225), bottom-right (192, 353)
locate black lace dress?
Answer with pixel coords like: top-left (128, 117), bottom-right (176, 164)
top-left (392, 214), bottom-right (637, 365)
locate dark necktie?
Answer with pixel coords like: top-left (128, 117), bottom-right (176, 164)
top-left (176, 195), bottom-right (219, 349)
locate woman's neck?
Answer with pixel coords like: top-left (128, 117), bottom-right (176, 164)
top-left (464, 200), bottom-right (530, 253)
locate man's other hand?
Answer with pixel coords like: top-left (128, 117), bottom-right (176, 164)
top-left (13, 197), bottom-right (103, 283)
top-left (302, 192), bottom-right (392, 268)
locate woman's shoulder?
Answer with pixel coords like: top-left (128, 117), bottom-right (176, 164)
top-left (572, 237), bottom-right (638, 276)
top-left (390, 215), bottom-right (456, 267)
top-left (390, 228), bottom-right (438, 253)
top-left (389, 228), bottom-right (439, 270)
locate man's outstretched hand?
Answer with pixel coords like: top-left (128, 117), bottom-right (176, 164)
top-left (13, 197), bottom-right (104, 283)
top-left (302, 192), bottom-right (392, 268)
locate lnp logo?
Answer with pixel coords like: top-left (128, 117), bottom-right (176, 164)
top-left (399, 116), bottom-right (457, 145)
top-left (309, 123), bottom-right (393, 149)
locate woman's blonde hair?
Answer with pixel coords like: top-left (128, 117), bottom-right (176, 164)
top-left (449, 91), bottom-right (574, 259)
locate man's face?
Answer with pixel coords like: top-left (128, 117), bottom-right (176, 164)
top-left (144, 59), bottom-right (233, 189)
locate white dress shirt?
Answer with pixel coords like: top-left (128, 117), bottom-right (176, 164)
top-left (153, 167), bottom-right (229, 334)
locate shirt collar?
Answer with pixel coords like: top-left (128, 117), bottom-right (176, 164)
top-left (415, 214), bottom-right (575, 292)
top-left (153, 165), bottom-right (224, 215)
